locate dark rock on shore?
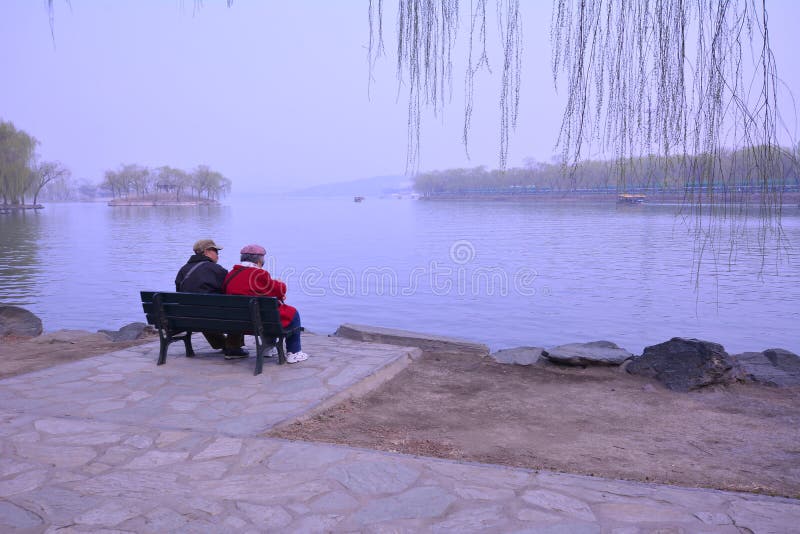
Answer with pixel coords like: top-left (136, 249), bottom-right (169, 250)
top-left (490, 347), bottom-right (545, 366)
top-left (733, 348), bottom-right (800, 387)
top-left (98, 322), bottom-right (156, 342)
top-left (543, 341), bottom-right (633, 366)
top-left (0, 305), bottom-right (43, 338)
top-left (626, 337), bottom-right (740, 391)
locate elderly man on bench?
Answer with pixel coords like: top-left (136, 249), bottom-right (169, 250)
top-left (174, 238), bottom-right (248, 359)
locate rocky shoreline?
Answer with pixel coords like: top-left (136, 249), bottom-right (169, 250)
top-left (334, 323), bottom-right (800, 391)
top-left (3, 305), bottom-right (798, 392)
top-left (486, 338), bottom-right (800, 391)
top-left (0, 304), bottom-right (155, 342)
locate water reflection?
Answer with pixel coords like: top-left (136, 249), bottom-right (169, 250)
top-left (0, 210), bottom-right (44, 307)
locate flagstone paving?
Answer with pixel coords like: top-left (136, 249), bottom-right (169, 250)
top-left (1, 333), bottom-right (798, 532)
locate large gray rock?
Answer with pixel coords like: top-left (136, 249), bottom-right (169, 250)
top-left (98, 322), bottom-right (155, 342)
top-left (626, 337), bottom-right (739, 391)
top-left (542, 341), bottom-right (632, 366)
top-left (0, 305), bottom-right (43, 338)
top-left (334, 323), bottom-right (489, 356)
top-left (733, 348), bottom-right (800, 387)
top-left (490, 347), bottom-right (545, 366)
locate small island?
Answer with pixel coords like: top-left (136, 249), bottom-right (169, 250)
top-left (104, 164), bottom-right (230, 207)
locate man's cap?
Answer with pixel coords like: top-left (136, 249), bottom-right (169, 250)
top-left (193, 239), bottom-right (222, 254)
top-left (240, 244), bottom-right (266, 255)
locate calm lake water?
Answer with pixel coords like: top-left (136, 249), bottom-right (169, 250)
top-left (1, 195), bottom-right (798, 355)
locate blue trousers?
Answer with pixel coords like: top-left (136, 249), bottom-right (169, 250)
top-left (285, 311), bottom-right (302, 354)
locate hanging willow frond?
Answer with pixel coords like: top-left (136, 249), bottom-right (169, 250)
top-left (551, 1), bottom-right (780, 184)
top-left (389, 0), bottom-right (461, 169)
top-left (373, 1), bottom-right (795, 274)
top-left (551, 0), bottom-right (795, 272)
top-left (498, 0), bottom-right (522, 170)
top-left (370, 1), bottom-right (523, 170)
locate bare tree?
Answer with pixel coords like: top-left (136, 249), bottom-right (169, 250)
top-left (29, 160), bottom-right (70, 205)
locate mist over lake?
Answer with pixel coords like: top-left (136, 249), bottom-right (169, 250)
top-left (2, 195), bottom-right (798, 356)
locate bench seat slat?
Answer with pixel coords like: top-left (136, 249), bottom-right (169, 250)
top-left (144, 313), bottom-right (282, 329)
top-left (143, 306), bottom-right (282, 324)
top-left (156, 305), bottom-right (254, 322)
top-left (165, 317), bottom-right (264, 332)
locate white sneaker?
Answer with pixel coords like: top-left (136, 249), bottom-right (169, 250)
top-left (286, 351), bottom-right (309, 364)
top-left (266, 346), bottom-right (279, 358)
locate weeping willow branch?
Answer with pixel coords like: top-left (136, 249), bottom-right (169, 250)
top-left (550, 1), bottom-right (793, 217)
top-left (463, 0), bottom-right (490, 160)
top-left (368, 0), bottom-right (387, 100)
top-left (550, 0), bottom-right (799, 277)
top-left (498, 0), bottom-right (522, 170)
top-left (371, 1), bottom-right (792, 182)
top-left (46, 1), bottom-right (235, 40)
top-left (371, 0), bottom-right (523, 171)
top-left (385, 0), bottom-right (461, 169)
top-left (373, 0), bottom-right (795, 275)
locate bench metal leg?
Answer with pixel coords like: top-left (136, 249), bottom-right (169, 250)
top-left (252, 334), bottom-right (263, 375)
top-left (277, 338), bottom-right (287, 365)
top-left (157, 338), bottom-right (169, 366)
top-left (254, 350), bottom-right (264, 375)
top-left (184, 332), bottom-right (195, 357)
top-left (156, 332), bottom-right (193, 366)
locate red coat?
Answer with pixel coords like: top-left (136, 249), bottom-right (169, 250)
top-left (223, 265), bottom-right (297, 328)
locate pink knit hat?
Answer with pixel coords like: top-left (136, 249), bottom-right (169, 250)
top-left (240, 244), bottom-right (266, 255)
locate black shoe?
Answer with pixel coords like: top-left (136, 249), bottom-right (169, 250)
top-left (224, 347), bottom-right (249, 359)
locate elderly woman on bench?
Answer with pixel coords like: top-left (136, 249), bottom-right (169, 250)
top-left (222, 244), bottom-right (309, 364)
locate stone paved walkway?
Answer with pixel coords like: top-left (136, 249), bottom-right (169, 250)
top-left (1, 334), bottom-right (799, 532)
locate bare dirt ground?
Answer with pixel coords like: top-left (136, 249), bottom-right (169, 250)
top-left (272, 351), bottom-right (800, 498)
top-left (0, 331), bottom-right (155, 380)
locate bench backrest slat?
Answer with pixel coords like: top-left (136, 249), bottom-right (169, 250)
top-left (162, 317), bottom-right (261, 332)
top-left (141, 291), bottom-right (280, 308)
top-left (140, 291), bottom-right (284, 335)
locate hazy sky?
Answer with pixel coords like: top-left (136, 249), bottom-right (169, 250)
top-left (1, 1), bottom-right (798, 193)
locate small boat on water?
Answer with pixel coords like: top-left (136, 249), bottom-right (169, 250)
top-left (617, 193), bottom-right (646, 204)
top-left (354, 196), bottom-right (365, 203)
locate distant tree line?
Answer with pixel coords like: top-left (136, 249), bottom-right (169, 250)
top-left (414, 146), bottom-right (800, 199)
top-left (101, 164), bottom-right (231, 201)
top-left (1, 120), bottom-right (234, 205)
top-left (0, 120), bottom-right (70, 206)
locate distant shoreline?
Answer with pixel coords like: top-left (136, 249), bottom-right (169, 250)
top-left (0, 204), bottom-right (43, 213)
top-left (417, 191), bottom-right (800, 205)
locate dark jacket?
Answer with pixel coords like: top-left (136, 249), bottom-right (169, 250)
top-left (175, 254), bottom-right (228, 293)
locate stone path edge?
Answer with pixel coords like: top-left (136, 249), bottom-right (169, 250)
top-left (269, 344), bottom-right (423, 431)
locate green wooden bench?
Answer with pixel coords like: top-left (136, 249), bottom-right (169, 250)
top-left (140, 291), bottom-right (300, 375)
